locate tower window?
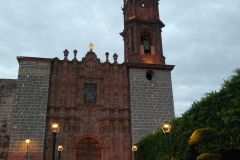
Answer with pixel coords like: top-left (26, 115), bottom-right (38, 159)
top-left (146, 70), bottom-right (154, 81)
top-left (84, 83), bottom-right (97, 103)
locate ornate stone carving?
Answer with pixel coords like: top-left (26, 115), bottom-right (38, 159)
top-left (47, 50), bottom-right (131, 159)
top-left (73, 50), bottom-right (77, 61)
top-left (104, 136), bottom-right (110, 149)
top-left (0, 121), bottom-right (9, 160)
top-left (46, 134), bottom-right (52, 148)
top-left (113, 53), bottom-right (118, 63)
top-left (124, 136), bottom-right (131, 160)
top-left (67, 135), bottom-right (75, 149)
top-left (63, 49), bottom-right (69, 60)
top-left (124, 136), bottom-right (130, 149)
top-left (105, 52), bottom-right (109, 62)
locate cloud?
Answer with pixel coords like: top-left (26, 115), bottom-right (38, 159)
top-left (0, 0), bottom-right (239, 117)
top-left (161, 0), bottom-right (240, 116)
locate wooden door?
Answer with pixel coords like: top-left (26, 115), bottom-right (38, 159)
top-left (76, 138), bottom-right (101, 160)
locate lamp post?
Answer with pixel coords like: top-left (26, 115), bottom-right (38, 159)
top-left (51, 123), bottom-right (60, 160)
top-left (132, 145), bottom-right (138, 160)
top-left (162, 122), bottom-right (171, 160)
top-left (58, 145), bottom-right (63, 160)
top-left (25, 138), bottom-right (30, 160)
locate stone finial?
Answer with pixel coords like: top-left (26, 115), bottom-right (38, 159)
top-left (89, 43), bottom-right (93, 52)
top-left (63, 49), bottom-right (69, 60)
top-left (73, 50), bottom-right (77, 60)
top-left (113, 53), bottom-right (118, 63)
top-left (105, 52), bottom-right (109, 62)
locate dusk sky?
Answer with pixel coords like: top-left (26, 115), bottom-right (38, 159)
top-left (0, 0), bottom-right (239, 117)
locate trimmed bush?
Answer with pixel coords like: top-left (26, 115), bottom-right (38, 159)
top-left (197, 153), bottom-right (222, 160)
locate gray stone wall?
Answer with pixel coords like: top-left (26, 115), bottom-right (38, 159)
top-left (8, 57), bottom-right (51, 160)
top-left (129, 68), bottom-right (175, 143)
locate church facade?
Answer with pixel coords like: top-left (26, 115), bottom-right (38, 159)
top-left (0, 0), bottom-right (175, 160)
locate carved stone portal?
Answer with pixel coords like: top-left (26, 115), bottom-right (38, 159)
top-left (46, 51), bottom-right (132, 160)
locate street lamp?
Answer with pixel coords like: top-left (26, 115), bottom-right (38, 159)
top-left (58, 145), bottom-right (63, 160)
top-left (132, 145), bottom-right (138, 160)
top-left (162, 122), bottom-right (171, 160)
top-left (51, 123), bottom-right (60, 160)
top-left (25, 138), bottom-right (30, 160)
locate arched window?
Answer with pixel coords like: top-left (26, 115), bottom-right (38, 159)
top-left (141, 32), bottom-right (151, 54)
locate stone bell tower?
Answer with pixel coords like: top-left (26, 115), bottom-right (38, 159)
top-left (121, 0), bottom-right (175, 143)
top-left (120, 0), bottom-right (166, 64)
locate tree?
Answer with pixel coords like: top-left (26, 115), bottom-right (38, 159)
top-left (136, 131), bottom-right (168, 160)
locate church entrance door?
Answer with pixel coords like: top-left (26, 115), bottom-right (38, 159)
top-left (76, 138), bottom-right (101, 160)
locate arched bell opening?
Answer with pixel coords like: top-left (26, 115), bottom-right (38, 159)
top-left (140, 32), bottom-right (153, 55)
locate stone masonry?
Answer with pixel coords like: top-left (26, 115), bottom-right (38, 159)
top-left (129, 67), bottom-right (175, 143)
top-left (0, 0), bottom-right (176, 159)
top-left (7, 57), bottom-right (51, 160)
top-left (0, 79), bottom-right (16, 159)
top-left (0, 79), bottom-right (17, 132)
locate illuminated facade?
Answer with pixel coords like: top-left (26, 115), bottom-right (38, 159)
top-left (0, 0), bottom-right (175, 159)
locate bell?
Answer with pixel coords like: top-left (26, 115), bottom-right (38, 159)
top-left (144, 48), bottom-right (151, 54)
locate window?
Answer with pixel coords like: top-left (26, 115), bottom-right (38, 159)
top-left (146, 70), bottom-right (154, 81)
top-left (84, 83), bottom-right (97, 103)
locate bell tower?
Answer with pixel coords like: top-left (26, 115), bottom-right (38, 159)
top-left (122, 0), bottom-right (175, 144)
top-left (121, 0), bottom-right (165, 64)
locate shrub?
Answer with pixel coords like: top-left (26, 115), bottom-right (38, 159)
top-left (197, 153), bottom-right (222, 160)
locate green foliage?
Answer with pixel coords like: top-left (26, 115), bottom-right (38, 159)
top-left (170, 117), bottom-right (194, 159)
top-left (136, 68), bottom-right (240, 160)
top-left (136, 131), bottom-right (168, 160)
top-left (189, 128), bottom-right (218, 153)
top-left (196, 153), bottom-right (222, 160)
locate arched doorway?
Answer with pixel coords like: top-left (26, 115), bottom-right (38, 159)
top-left (76, 137), bottom-right (101, 160)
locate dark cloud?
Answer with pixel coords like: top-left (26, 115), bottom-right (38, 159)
top-left (0, 0), bottom-right (239, 116)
